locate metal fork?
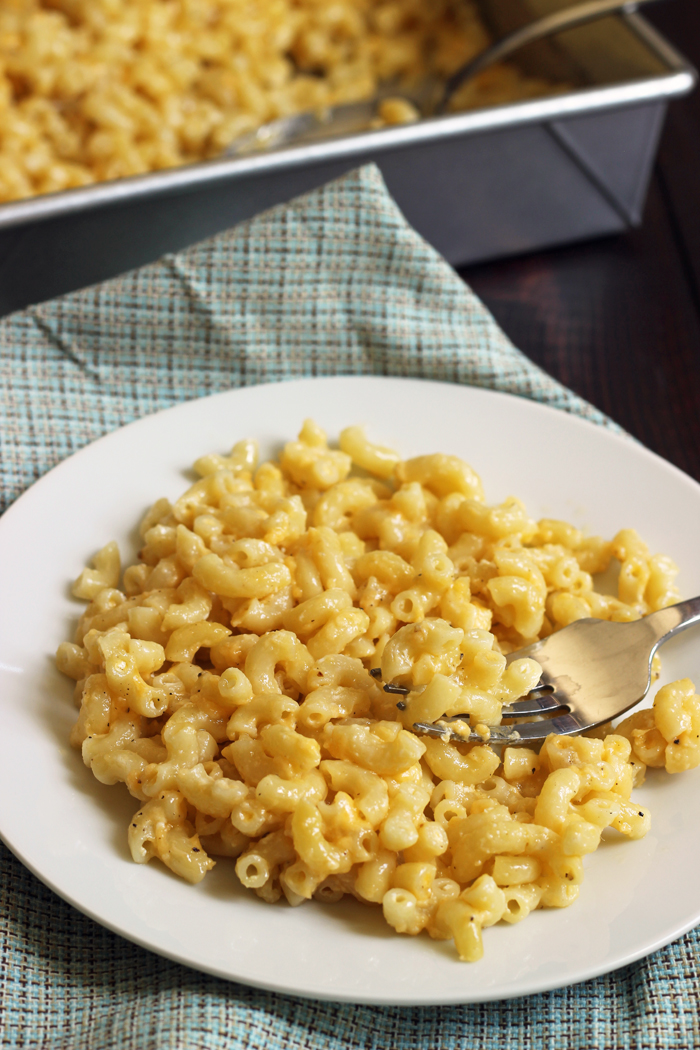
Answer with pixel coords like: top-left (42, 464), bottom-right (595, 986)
top-left (412, 596), bottom-right (700, 744)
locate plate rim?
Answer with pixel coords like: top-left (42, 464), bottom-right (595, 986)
top-left (2, 374), bottom-right (700, 1005)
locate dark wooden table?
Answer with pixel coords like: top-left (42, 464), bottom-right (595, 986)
top-left (460, 2), bottom-right (700, 482)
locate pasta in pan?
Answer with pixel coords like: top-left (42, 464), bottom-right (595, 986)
top-left (57, 421), bottom-right (700, 961)
top-left (0, 0), bottom-right (560, 203)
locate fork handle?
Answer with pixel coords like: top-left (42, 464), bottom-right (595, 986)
top-left (642, 596), bottom-right (700, 654)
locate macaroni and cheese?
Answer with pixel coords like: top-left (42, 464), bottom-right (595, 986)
top-left (57, 421), bottom-right (699, 961)
top-left (0, 0), bottom-right (559, 203)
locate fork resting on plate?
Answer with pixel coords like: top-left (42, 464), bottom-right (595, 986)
top-left (410, 596), bottom-right (700, 744)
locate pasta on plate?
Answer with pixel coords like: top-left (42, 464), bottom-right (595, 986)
top-left (56, 420), bottom-right (700, 961)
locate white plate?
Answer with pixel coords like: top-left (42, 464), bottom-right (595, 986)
top-left (2, 376), bottom-right (700, 1005)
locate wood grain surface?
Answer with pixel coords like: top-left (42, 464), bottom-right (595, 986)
top-left (461, 2), bottom-right (700, 481)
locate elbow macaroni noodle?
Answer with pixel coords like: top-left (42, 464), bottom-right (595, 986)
top-left (0, 0), bottom-right (562, 203)
top-left (57, 420), bottom-right (699, 961)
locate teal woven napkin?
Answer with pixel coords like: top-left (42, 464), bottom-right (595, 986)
top-left (1, 164), bottom-right (698, 1049)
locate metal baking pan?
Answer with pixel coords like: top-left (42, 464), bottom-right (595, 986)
top-left (0, 2), bottom-right (694, 317)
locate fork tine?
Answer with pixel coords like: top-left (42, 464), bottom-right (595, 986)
top-left (412, 721), bottom-right (523, 744)
top-left (498, 711), bottom-right (585, 742)
top-left (433, 686), bottom-right (568, 722)
top-left (438, 691), bottom-right (565, 723)
top-left (413, 710), bottom-right (585, 745)
top-left (501, 690), bottom-right (567, 717)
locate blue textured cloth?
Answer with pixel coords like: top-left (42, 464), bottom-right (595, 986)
top-left (1, 164), bottom-right (698, 1049)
